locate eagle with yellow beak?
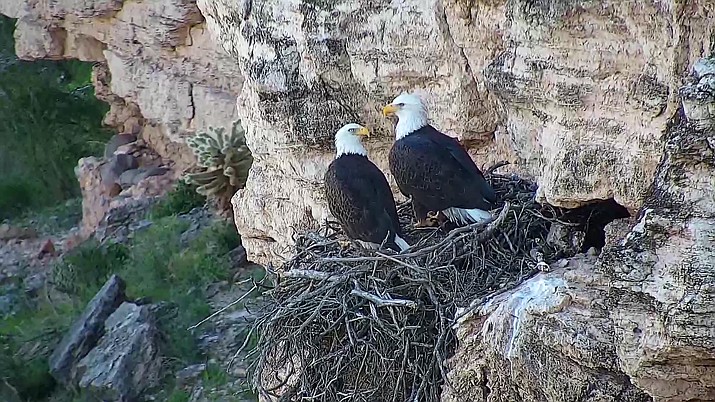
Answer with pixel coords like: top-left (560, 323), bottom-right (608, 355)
top-left (382, 93), bottom-right (497, 227)
top-left (323, 123), bottom-right (410, 252)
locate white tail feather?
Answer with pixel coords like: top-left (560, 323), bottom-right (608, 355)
top-left (358, 235), bottom-right (410, 252)
top-left (394, 235), bottom-right (410, 252)
top-left (443, 207), bottom-right (492, 225)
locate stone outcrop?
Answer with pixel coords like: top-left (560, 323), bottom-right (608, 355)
top-left (443, 64), bottom-right (715, 401)
top-left (49, 275), bottom-right (126, 384)
top-left (49, 276), bottom-right (161, 401)
top-left (76, 134), bottom-right (174, 238)
top-left (77, 302), bottom-right (161, 402)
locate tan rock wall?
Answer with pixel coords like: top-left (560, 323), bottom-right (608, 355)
top-left (200, 0), bottom-right (713, 263)
top-left (0, 0), bottom-right (242, 171)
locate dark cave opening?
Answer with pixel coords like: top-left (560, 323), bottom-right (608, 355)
top-left (558, 198), bottom-right (632, 252)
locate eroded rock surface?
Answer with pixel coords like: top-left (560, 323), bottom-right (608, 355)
top-left (77, 302), bottom-right (161, 402)
top-left (49, 274), bottom-right (126, 385)
top-left (443, 84), bottom-right (715, 402)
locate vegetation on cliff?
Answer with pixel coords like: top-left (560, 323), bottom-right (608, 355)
top-left (0, 16), bottom-right (255, 402)
top-left (1, 191), bottom-right (246, 401)
top-left (0, 15), bottom-right (110, 219)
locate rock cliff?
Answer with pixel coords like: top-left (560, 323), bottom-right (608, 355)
top-left (199, 0), bottom-right (714, 262)
top-left (2, 0), bottom-right (715, 401)
top-left (3, 0), bottom-right (712, 263)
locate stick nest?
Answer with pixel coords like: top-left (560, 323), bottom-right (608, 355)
top-left (242, 163), bottom-right (577, 402)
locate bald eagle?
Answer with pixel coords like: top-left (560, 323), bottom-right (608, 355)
top-left (382, 93), bottom-right (497, 227)
top-left (323, 123), bottom-right (410, 252)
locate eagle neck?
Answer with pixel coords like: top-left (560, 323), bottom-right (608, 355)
top-left (335, 136), bottom-right (367, 157)
top-left (395, 113), bottom-right (427, 140)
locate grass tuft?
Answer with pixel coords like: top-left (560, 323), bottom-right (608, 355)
top-left (151, 181), bottom-right (207, 219)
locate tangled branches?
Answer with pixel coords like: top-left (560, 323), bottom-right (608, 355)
top-left (241, 163), bottom-right (575, 402)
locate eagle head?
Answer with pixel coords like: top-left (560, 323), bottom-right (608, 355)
top-left (382, 92), bottom-right (429, 139)
top-left (334, 123), bottom-right (370, 157)
top-left (381, 92), bottom-right (427, 118)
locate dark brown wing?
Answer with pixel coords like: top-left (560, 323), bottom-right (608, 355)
top-left (324, 155), bottom-right (403, 246)
top-left (388, 126), bottom-right (496, 212)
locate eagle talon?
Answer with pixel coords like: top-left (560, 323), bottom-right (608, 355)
top-left (414, 217), bottom-right (439, 228)
top-left (338, 240), bottom-right (352, 249)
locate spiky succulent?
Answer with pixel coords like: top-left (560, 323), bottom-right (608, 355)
top-left (184, 120), bottom-right (254, 198)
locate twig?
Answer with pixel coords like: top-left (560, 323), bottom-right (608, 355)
top-left (187, 283), bottom-right (258, 330)
top-left (350, 289), bottom-right (418, 309)
top-left (282, 269), bottom-right (352, 282)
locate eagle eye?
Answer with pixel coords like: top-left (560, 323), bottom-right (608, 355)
top-left (349, 127), bottom-right (356, 133)
top-left (397, 103), bottom-right (405, 107)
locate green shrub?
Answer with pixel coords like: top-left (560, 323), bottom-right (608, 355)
top-left (51, 240), bottom-right (129, 301)
top-left (166, 389), bottom-right (191, 402)
top-left (0, 176), bottom-right (41, 219)
top-left (151, 181), bottom-right (207, 219)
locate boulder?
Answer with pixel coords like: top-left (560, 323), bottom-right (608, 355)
top-left (49, 274), bottom-right (126, 384)
top-left (118, 168), bottom-right (144, 189)
top-left (101, 154), bottom-right (139, 191)
top-left (76, 302), bottom-right (161, 402)
top-left (176, 364), bottom-right (207, 386)
top-left (104, 134), bottom-right (137, 158)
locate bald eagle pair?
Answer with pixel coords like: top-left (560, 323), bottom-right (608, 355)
top-left (324, 93), bottom-right (497, 253)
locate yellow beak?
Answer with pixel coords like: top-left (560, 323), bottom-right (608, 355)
top-left (356, 126), bottom-right (370, 138)
top-left (382, 104), bottom-right (398, 117)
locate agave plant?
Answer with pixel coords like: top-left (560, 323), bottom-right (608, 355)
top-left (184, 120), bottom-right (253, 199)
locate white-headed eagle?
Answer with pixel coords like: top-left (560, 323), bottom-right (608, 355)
top-left (382, 93), bottom-right (497, 227)
top-left (323, 123), bottom-right (410, 252)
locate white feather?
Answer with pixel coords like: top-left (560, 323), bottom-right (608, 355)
top-left (358, 234), bottom-right (410, 252)
top-left (334, 123), bottom-right (368, 157)
top-left (393, 235), bottom-right (410, 252)
top-left (395, 112), bottom-right (427, 140)
top-left (443, 207), bottom-right (492, 225)
top-left (389, 93), bottom-right (428, 140)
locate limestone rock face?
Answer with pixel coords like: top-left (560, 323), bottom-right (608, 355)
top-left (196, 0), bottom-right (715, 263)
top-left (443, 95), bottom-right (715, 401)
